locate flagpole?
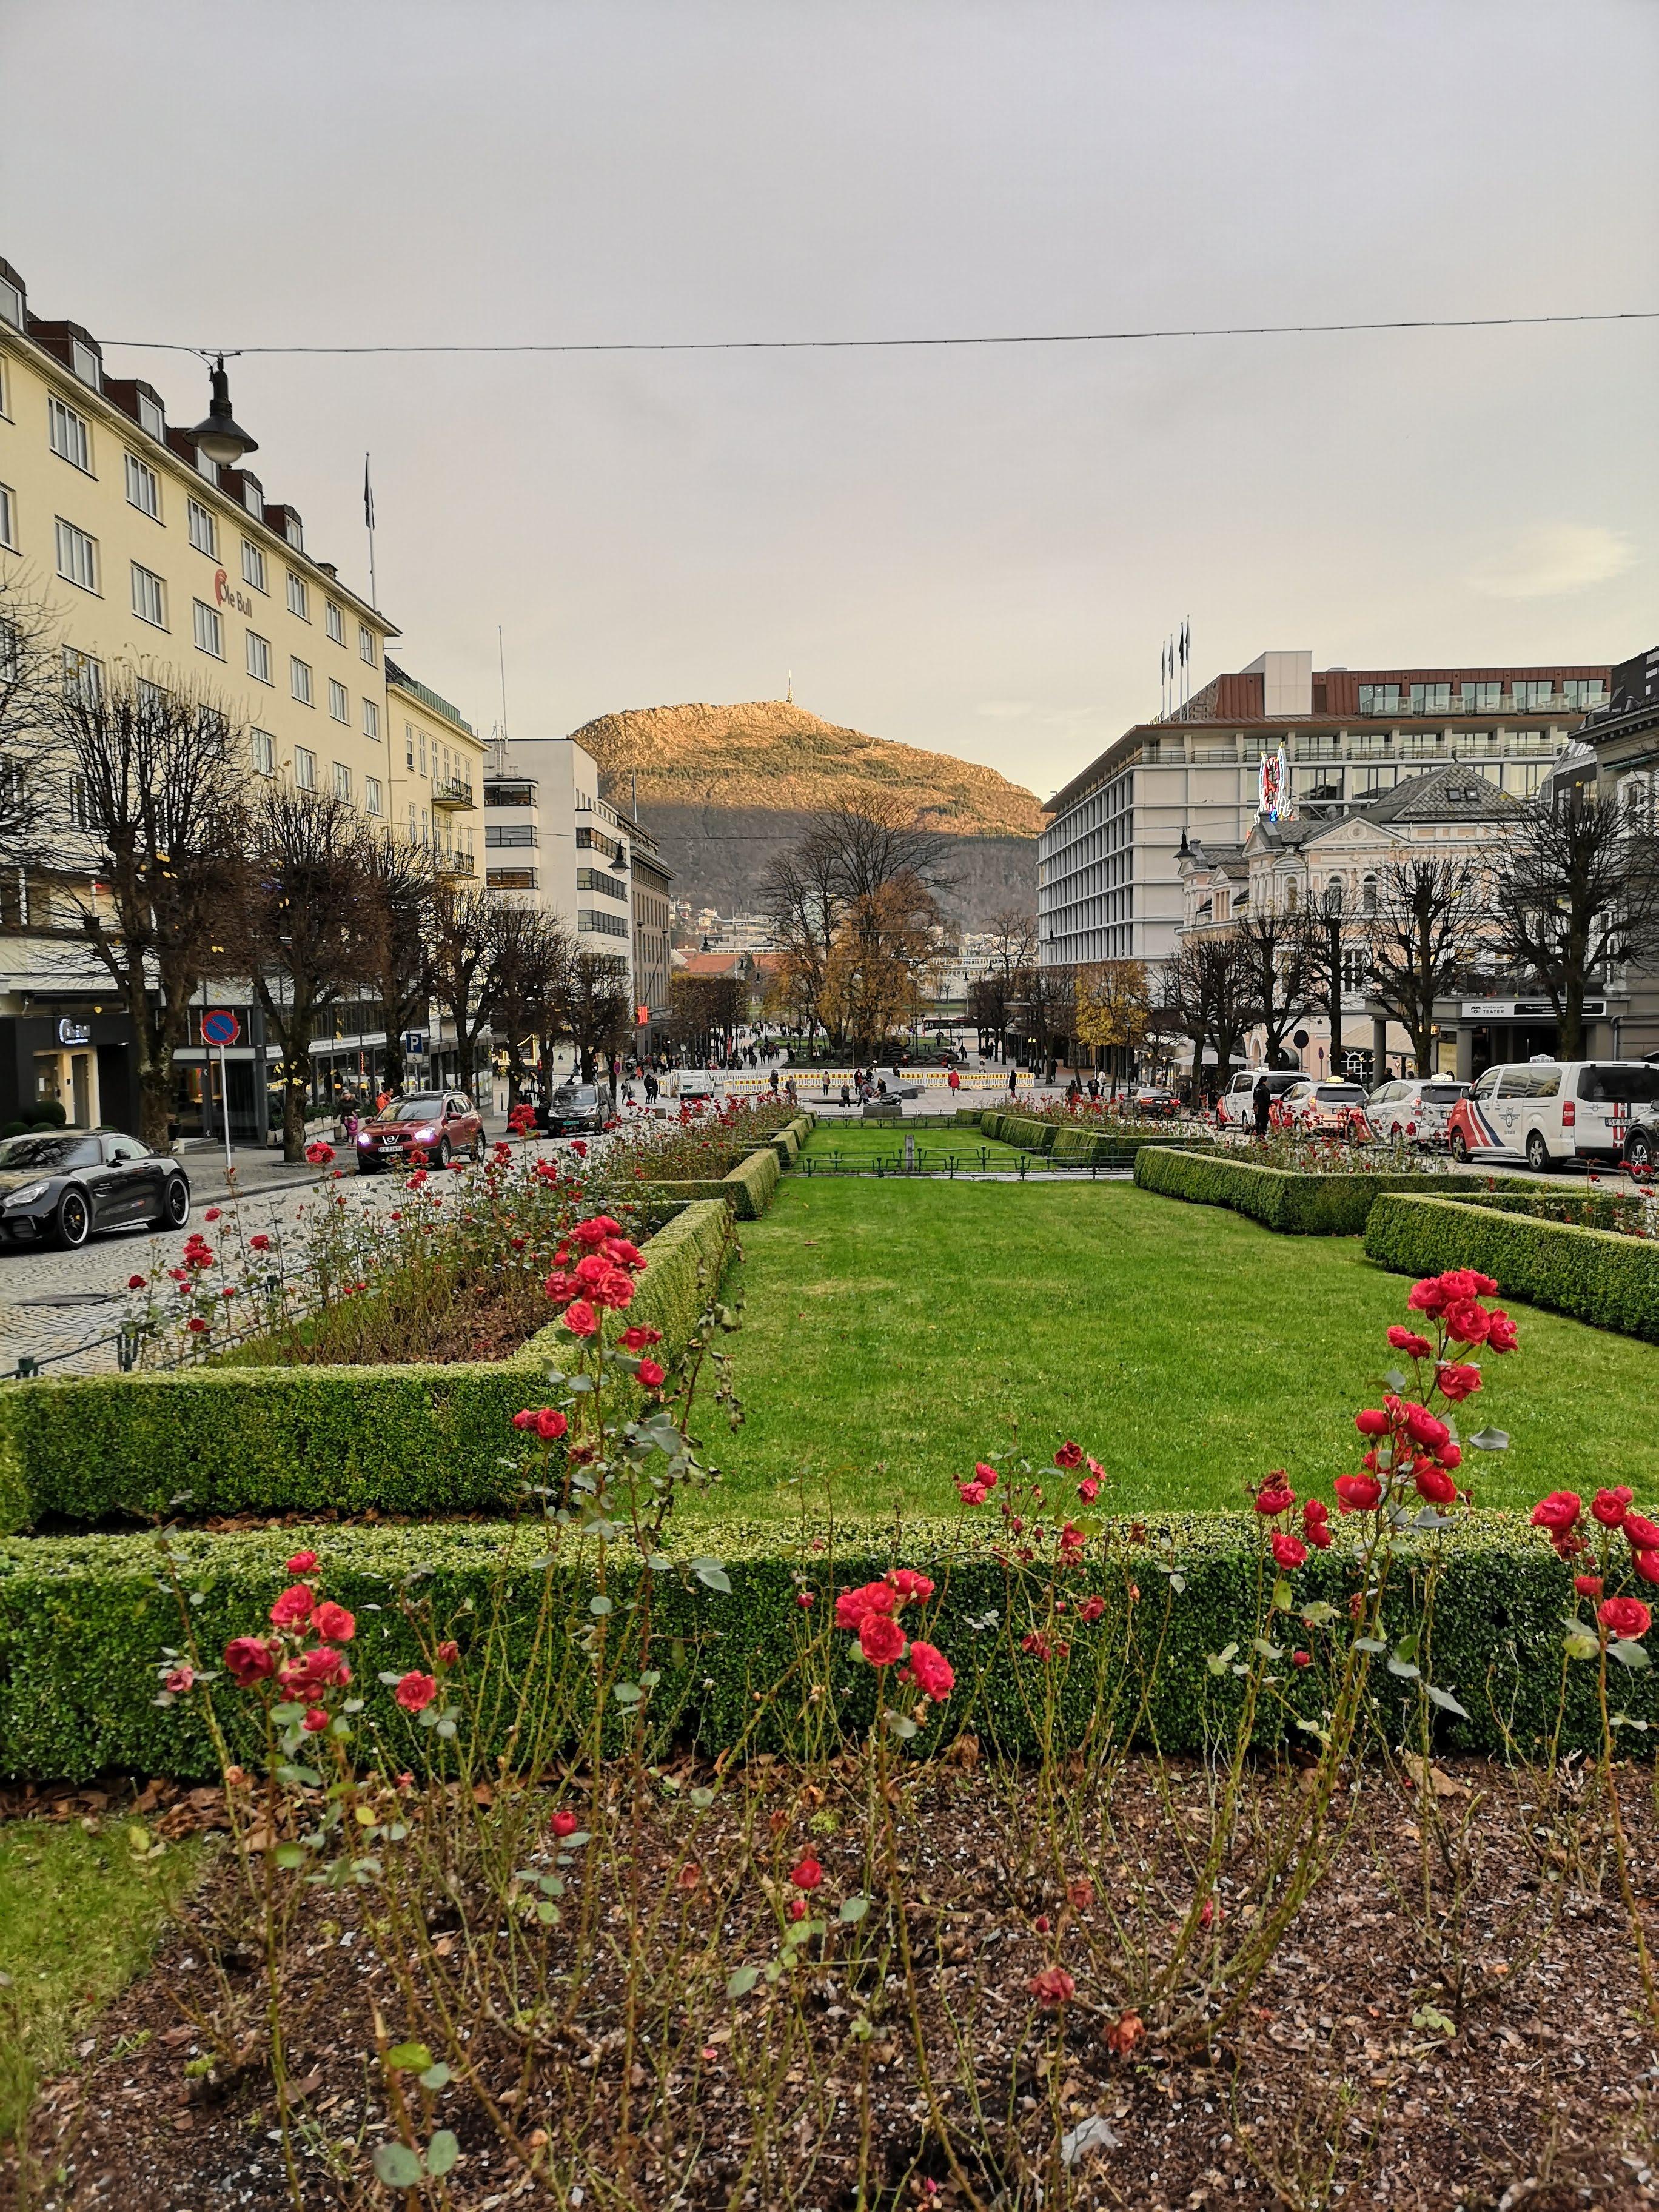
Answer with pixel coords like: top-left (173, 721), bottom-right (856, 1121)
top-left (364, 452), bottom-right (377, 611)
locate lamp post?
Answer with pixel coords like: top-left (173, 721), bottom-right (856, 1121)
top-left (188, 355), bottom-right (259, 468)
top-left (1321, 881), bottom-right (1345, 1076)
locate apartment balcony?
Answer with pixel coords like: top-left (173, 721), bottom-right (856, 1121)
top-left (432, 779), bottom-right (476, 811)
top-left (435, 849), bottom-right (474, 881)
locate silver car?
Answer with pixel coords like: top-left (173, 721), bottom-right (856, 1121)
top-left (1362, 1077), bottom-right (1469, 1146)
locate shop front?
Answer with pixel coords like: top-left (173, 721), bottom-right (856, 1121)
top-left (0, 1006), bottom-right (141, 1133)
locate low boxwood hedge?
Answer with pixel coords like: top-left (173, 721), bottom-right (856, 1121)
top-left (979, 1111), bottom-right (1056, 1151)
top-left (767, 1113), bottom-right (817, 1169)
top-left (951, 1108), bottom-right (983, 1128)
top-left (0, 1511), bottom-right (1633, 1780)
top-left (1133, 1145), bottom-right (1528, 1236)
top-left (0, 1201), bottom-right (737, 1535)
top-left (1364, 1192), bottom-right (1659, 1346)
top-left (1050, 1128), bottom-right (1221, 1167)
top-left (637, 1144), bottom-right (782, 1222)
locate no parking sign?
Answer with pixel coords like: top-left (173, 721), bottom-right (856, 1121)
top-left (203, 1010), bottom-right (240, 1047)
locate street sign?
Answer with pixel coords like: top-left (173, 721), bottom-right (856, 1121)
top-left (404, 1031), bottom-right (428, 1057)
top-left (202, 1009), bottom-right (240, 1046)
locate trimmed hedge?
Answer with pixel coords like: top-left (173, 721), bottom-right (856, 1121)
top-left (637, 1144), bottom-right (782, 1221)
top-left (0, 1511), bottom-right (1638, 1780)
top-left (1133, 1145), bottom-right (1530, 1236)
top-left (0, 1201), bottom-right (737, 1534)
top-left (767, 1112), bottom-right (817, 1169)
top-left (1050, 1128), bottom-right (1221, 1168)
top-left (952, 1108), bottom-right (984, 1128)
top-left (979, 1111), bottom-right (1057, 1151)
top-left (1365, 1193), bottom-right (1659, 1346)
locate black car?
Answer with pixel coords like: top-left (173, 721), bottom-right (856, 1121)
top-left (541, 1084), bottom-right (607, 1135)
top-left (0, 1129), bottom-right (191, 1248)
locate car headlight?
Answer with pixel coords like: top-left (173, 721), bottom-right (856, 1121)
top-left (416, 1127), bottom-right (437, 1144)
top-left (3, 1181), bottom-right (52, 1208)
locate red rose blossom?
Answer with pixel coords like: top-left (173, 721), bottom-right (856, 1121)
top-left (269, 1583), bottom-right (315, 1631)
top-left (1530, 1492), bottom-right (1583, 1534)
top-left (1575, 1574), bottom-right (1604, 1597)
top-left (859, 1612), bottom-right (906, 1667)
top-left (286, 1550), bottom-right (319, 1574)
top-left (223, 1635), bottom-right (276, 1686)
top-left (395, 1670), bottom-right (438, 1712)
top-left (637, 1358), bottom-right (666, 1389)
top-left (1335, 1473), bottom-right (1383, 1513)
top-left (1592, 1487), bottom-right (1634, 1528)
top-left (1624, 1513), bottom-right (1659, 1550)
top-left (1387, 1326), bottom-right (1433, 1359)
top-left (437, 1640), bottom-right (460, 1667)
top-left (1486, 1310), bottom-right (1520, 1353)
top-left (552, 1809), bottom-right (579, 1837)
top-left (620, 1324), bottom-right (664, 1351)
top-left (312, 1600), bottom-right (355, 1643)
top-left (536, 1408), bottom-right (568, 1441)
top-left (1271, 1532), bottom-right (1308, 1570)
top-left (903, 1639), bottom-right (954, 1701)
top-left (1435, 1363), bottom-right (1482, 1403)
top-left (1599, 1597), bottom-right (1652, 1643)
top-left (1054, 1441), bottom-right (1084, 1470)
top-left (1634, 1551), bottom-right (1659, 1586)
top-left (1028, 1966), bottom-right (1075, 2008)
top-left (1355, 1409), bottom-right (1390, 1438)
top-left (562, 1299), bottom-right (598, 1338)
top-left (788, 1855), bottom-right (823, 1891)
top-left (1415, 1464), bottom-right (1459, 1507)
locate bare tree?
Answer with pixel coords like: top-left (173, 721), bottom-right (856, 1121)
top-left (759, 840), bottom-right (839, 1047)
top-left (668, 973), bottom-right (745, 1064)
top-left (45, 663), bottom-right (247, 1148)
top-left (554, 946), bottom-right (634, 1090)
top-left (808, 791), bottom-right (957, 909)
top-left (973, 908), bottom-right (1039, 1058)
top-left (427, 883), bottom-right (498, 1094)
top-left (1235, 907), bottom-right (1313, 1070)
top-left (0, 575), bottom-right (60, 885)
top-left (229, 787), bottom-right (382, 1162)
top-left (1167, 934), bottom-right (1253, 1099)
top-left (361, 836), bottom-right (437, 1097)
top-left (1490, 792), bottom-right (1659, 1058)
top-left (489, 901), bottom-right (568, 1104)
top-left (1366, 854), bottom-right (1486, 1076)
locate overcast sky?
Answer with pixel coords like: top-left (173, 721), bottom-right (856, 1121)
top-left (4, 0), bottom-right (1655, 801)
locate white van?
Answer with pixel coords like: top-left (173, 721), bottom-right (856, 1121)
top-left (1446, 1061), bottom-right (1659, 1172)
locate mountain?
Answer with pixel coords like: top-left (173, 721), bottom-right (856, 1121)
top-left (572, 700), bottom-right (1042, 928)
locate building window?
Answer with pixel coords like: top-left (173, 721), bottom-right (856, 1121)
top-left (488, 868), bottom-right (538, 892)
top-left (54, 518), bottom-right (99, 593)
top-left (1357, 683), bottom-right (1399, 717)
top-left (48, 395), bottom-right (92, 472)
top-left (290, 657), bottom-right (313, 705)
top-left (486, 824), bottom-right (538, 848)
top-left (241, 477), bottom-right (263, 517)
top-left (193, 449), bottom-right (218, 486)
top-left (241, 538), bottom-right (266, 592)
top-left (1460, 681), bottom-right (1500, 711)
top-left (328, 678), bottom-right (349, 722)
top-left (0, 482), bottom-right (15, 551)
top-left (407, 801), bottom-right (417, 842)
top-left (62, 646), bottom-right (103, 702)
top-left (0, 274), bottom-right (21, 329)
top-left (418, 731), bottom-right (427, 776)
top-left (247, 632), bottom-right (272, 684)
top-left (358, 624), bottom-right (376, 666)
top-left (124, 452), bottom-right (161, 520)
top-left (250, 728), bottom-right (276, 777)
top-left (404, 724), bottom-right (416, 770)
top-left (286, 571), bottom-right (308, 620)
top-left (0, 358), bottom-right (8, 417)
top-left (130, 562), bottom-right (167, 629)
top-left (325, 599), bottom-right (344, 645)
top-left (1563, 678), bottom-right (1607, 709)
top-left (137, 390), bottom-right (165, 441)
top-left (362, 699), bottom-right (380, 740)
top-left (1361, 873), bottom-right (1378, 915)
top-left (333, 762), bottom-right (352, 803)
top-left (294, 746), bottom-right (317, 791)
top-left (1409, 682), bottom-right (1452, 714)
top-left (192, 599), bottom-right (224, 657)
top-left (365, 776), bottom-right (383, 817)
top-left (187, 497), bottom-right (218, 558)
top-left (1511, 680), bottom-right (1554, 711)
top-left (70, 338), bottom-right (100, 389)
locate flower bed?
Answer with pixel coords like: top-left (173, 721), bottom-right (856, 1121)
top-left (632, 1144), bottom-right (783, 1221)
top-left (0, 1199), bottom-right (735, 1533)
top-left (1365, 1191), bottom-right (1659, 1345)
top-left (1133, 1143), bottom-right (1530, 1236)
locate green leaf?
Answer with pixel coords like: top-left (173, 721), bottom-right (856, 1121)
top-left (1353, 1637), bottom-right (1387, 1654)
top-left (272, 1843), bottom-right (306, 1871)
top-left (1205, 1641), bottom-right (1239, 1675)
top-left (373, 2141), bottom-right (424, 2187)
top-left (588, 1594), bottom-right (613, 1617)
top-left (1467, 1427), bottom-right (1509, 1452)
top-left (839, 1894), bottom-right (871, 1923)
top-left (726, 1965), bottom-right (760, 1997)
top-left (1610, 1639), bottom-right (1652, 1671)
top-left (1564, 1631), bottom-right (1600, 1662)
top-left (419, 2063), bottom-right (451, 2090)
top-left (537, 1899), bottom-right (560, 1923)
top-left (1300, 1602), bottom-right (1338, 1627)
top-left (612, 1682), bottom-right (642, 1704)
top-left (1272, 1577), bottom-right (1293, 1614)
top-left (1250, 1637), bottom-right (1282, 1661)
top-left (1386, 1657), bottom-right (1421, 1681)
top-left (1412, 2005), bottom-right (1457, 2039)
top-left (885, 1711), bottom-right (919, 1740)
top-left (386, 2042), bottom-right (432, 2072)
top-left (1168, 1573), bottom-right (1186, 1595)
top-left (425, 2130), bottom-right (460, 2178)
top-left (1425, 1684), bottom-right (1470, 1718)
top-left (1393, 1634), bottom-right (1419, 1664)
top-left (694, 1563), bottom-right (733, 1595)
top-left (689, 1787), bottom-right (716, 1810)
top-left (274, 1763), bottom-right (323, 1789)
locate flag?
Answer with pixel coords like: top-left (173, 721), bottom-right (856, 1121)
top-left (363, 455), bottom-right (375, 530)
top-left (1179, 620), bottom-right (1188, 668)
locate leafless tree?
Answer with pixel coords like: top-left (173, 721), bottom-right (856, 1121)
top-left (427, 883), bottom-right (498, 1096)
top-left (489, 901), bottom-right (569, 1104)
top-left (553, 945), bottom-right (634, 1090)
top-left (1490, 791), bottom-right (1659, 1058)
top-left (44, 662), bottom-right (247, 1148)
top-left (971, 908), bottom-right (1039, 1057)
top-left (1235, 907), bottom-right (1313, 1070)
top-left (1166, 933), bottom-right (1253, 1099)
top-left (229, 787), bottom-right (382, 1162)
top-left (668, 973), bottom-right (746, 1065)
top-left (1366, 854), bottom-right (1487, 1076)
top-left (361, 836), bottom-right (437, 1096)
top-left (808, 791), bottom-right (957, 908)
top-left (759, 840), bottom-right (839, 1045)
top-left (0, 575), bottom-right (60, 886)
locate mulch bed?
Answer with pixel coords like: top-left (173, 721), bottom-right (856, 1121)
top-left (8, 1757), bottom-right (1659, 2210)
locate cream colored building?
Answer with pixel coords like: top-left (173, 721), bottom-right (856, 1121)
top-left (0, 251), bottom-right (484, 1129)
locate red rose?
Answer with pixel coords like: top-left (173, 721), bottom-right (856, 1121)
top-left (1575, 1574), bottom-right (1604, 1597)
top-left (437, 1641), bottom-right (460, 1667)
top-left (1634, 1551), bottom-right (1659, 1586)
top-left (1387, 1326), bottom-right (1434, 1359)
top-left (301, 1706), bottom-right (330, 1734)
top-left (1442, 1298), bottom-right (1491, 1346)
top-left (269, 1583), bottom-right (315, 1631)
top-left (1407, 1277), bottom-right (1450, 1315)
top-left (286, 1550), bottom-right (319, 1574)
top-left (1028, 1966), bottom-right (1076, 2008)
top-left (858, 1612), bottom-right (906, 1667)
top-left (795, 1590), bottom-right (814, 1609)
top-left (1354, 1409), bottom-right (1390, 1438)
top-left (620, 1324), bottom-right (663, 1351)
top-left (1077, 1476), bottom-right (1101, 1503)
top-left (187, 1317), bottom-right (209, 1334)
top-left (304, 1141), bottom-right (335, 1165)
top-left (637, 1359), bottom-right (666, 1389)
top-left (1486, 1310), bottom-right (1520, 1354)
top-left (573, 1215), bottom-right (621, 1247)
top-left (1076, 1594), bottom-right (1105, 1622)
top-left (223, 1635), bottom-right (275, 1686)
top-left (1530, 1492), bottom-right (1583, 1534)
top-left (127, 1273), bottom-right (147, 1291)
top-left (974, 1463), bottom-right (1000, 1489)
top-left (1403, 1405), bottom-right (1450, 1450)
top-left (834, 1582), bottom-right (895, 1629)
top-left (957, 1481), bottom-right (988, 1506)
top-left (395, 1670), bottom-right (438, 1712)
top-left (1624, 1513), bottom-right (1659, 1551)
top-left (1599, 1597), bottom-right (1652, 1643)
top-left (1302, 1500), bottom-right (1332, 1549)
top-left (1271, 1532), bottom-right (1307, 1570)
top-left (312, 1600), bottom-right (355, 1644)
top-left (1335, 1473), bottom-right (1382, 1513)
top-left (1255, 1477), bottom-right (1295, 1516)
top-left (1415, 1464), bottom-right (1459, 1506)
top-left (552, 1809), bottom-right (579, 1837)
top-left (511, 1409), bottom-right (537, 1430)
top-left (1435, 1363), bottom-right (1482, 1403)
top-left (562, 1299), bottom-right (598, 1338)
top-left (1439, 1443), bottom-right (1462, 1470)
top-left (1292, 1650), bottom-right (1312, 1669)
top-left (536, 1409), bottom-right (569, 1441)
top-left (164, 1665), bottom-right (195, 1695)
top-left (1593, 1487), bottom-right (1634, 1528)
top-left (888, 1569), bottom-right (935, 1603)
top-left (788, 1855), bottom-right (823, 1891)
top-left (1054, 1441), bottom-right (1084, 1470)
top-left (250, 1233), bottom-right (271, 1251)
top-left (903, 1639), bottom-right (954, 1701)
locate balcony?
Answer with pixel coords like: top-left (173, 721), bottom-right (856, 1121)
top-left (435, 849), bottom-right (474, 881)
top-left (432, 778), bottom-right (476, 811)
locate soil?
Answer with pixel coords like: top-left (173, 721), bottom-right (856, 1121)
top-left (8, 1756), bottom-right (1659, 2210)
top-left (226, 1281), bottom-right (549, 1369)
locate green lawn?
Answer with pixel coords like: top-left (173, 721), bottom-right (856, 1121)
top-left (795, 1124), bottom-right (1036, 1173)
top-left (701, 1179), bottom-right (1659, 1521)
top-left (0, 1822), bottom-right (204, 2142)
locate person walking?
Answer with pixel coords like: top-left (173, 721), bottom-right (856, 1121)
top-left (947, 1065), bottom-right (961, 1100)
top-left (768, 1066), bottom-right (780, 1097)
top-left (1008, 1066), bottom-right (1018, 1096)
top-left (1252, 1072), bottom-right (1271, 1140)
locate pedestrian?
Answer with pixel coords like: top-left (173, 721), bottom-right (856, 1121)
top-left (947, 1066), bottom-right (960, 1099)
top-left (769, 1066), bottom-right (779, 1096)
top-left (1008, 1067), bottom-right (1017, 1096)
top-left (839, 1081), bottom-right (851, 1109)
top-left (785, 1076), bottom-right (798, 1107)
top-left (1252, 1073), bottom-right (1271, 1139)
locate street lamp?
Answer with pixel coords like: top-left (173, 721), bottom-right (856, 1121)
top-left (1321, 881), bottom-right (1344, 1074)
top-left (189, 354), bottom-right (259, 468)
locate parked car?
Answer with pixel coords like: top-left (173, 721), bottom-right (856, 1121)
top-left (1216, 1069), bottom-right (1304, 1127)
top-left (1275, 1078), bottom-right (1371, 1133)
top-left (1361, 1077), bottom-right (1469, 1146)
top-left (1129, 1084), bottom-right (1179, 1116)
top-left (354, 1091), bottom-right (484, 1171)
top-left (541, 1083), bottom-right (608, 1136)
top-left (1446, 1061), bottom-right (1659, 1173)
top-left (0, 1128), bottom-right (190, 1248)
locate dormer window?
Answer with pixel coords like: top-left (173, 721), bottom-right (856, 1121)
top-left (0, 275), bottom-right (22, 329)
top-left (242, 475), bottom-right (263, 516)
top-left (137, 391), bottom-right (165, 441)
top-left (283, 512), bottom-right (303, 551)
top-left (71, 338), bottom-right (101, 390)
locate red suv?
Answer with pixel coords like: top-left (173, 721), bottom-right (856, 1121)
top-left (355, 1091), bottom-right (484, 1171)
